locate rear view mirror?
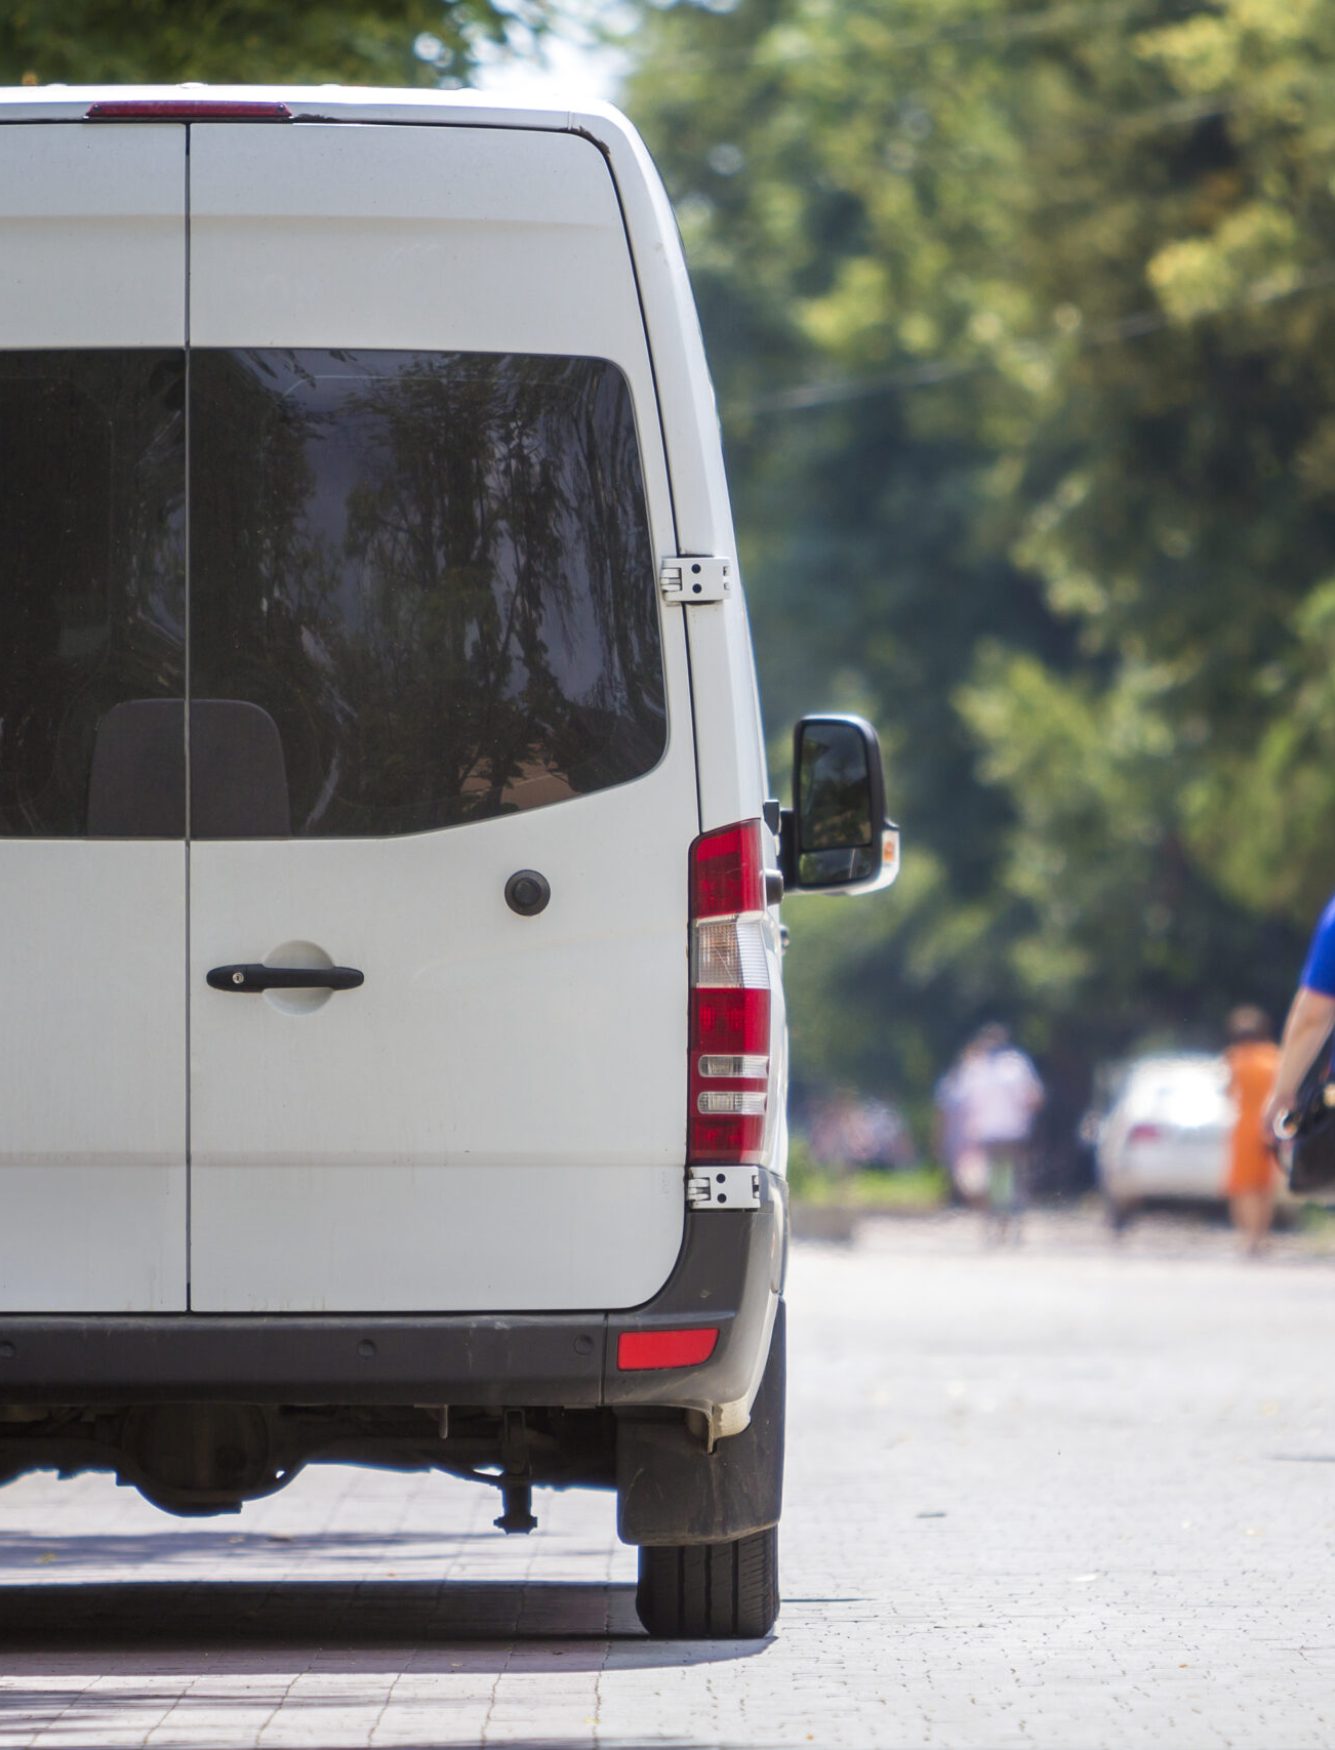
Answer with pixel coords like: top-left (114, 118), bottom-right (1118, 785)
top-left (786, 714), bottom-right (899, 894)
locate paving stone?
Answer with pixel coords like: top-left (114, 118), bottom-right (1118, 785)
top-left (3, 1211), bottom-right (1335, 1744)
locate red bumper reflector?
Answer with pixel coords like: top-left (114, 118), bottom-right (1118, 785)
top-left (617, 1327), bottom-right (719, 1371)
top-left (85, 101), bottom-right (293, 121)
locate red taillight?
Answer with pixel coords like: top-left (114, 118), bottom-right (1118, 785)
top-left (1127, 1123), bottom-right (1164, 1146)
top-left (85, 100), bottom-right (293, 121)
top-left (694, 988), bottom-right (770, 1057)
top-left (691, 819), bottom-right (765, 921)
top-left (688, 821), bottom-right (772, 1166)
top-left (690, 987), bottom-right (770, 1159)
top-left (618, 1327), bottom-right (719, 1371)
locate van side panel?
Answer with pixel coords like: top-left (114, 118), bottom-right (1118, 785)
top-left (581, 110), bottom-right (788, 1202)
top-left (580, 110), bottom-right (770, 836)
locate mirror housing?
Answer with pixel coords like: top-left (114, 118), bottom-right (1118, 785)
top-left (782, 714), bottom-right (900, 895)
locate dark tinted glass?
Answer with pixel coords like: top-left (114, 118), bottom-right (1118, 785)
top-left (0, 352), bottom-right (185, 836)
top-left (190, 349), bottom-right (666, 838)
top-left (797, 720), bottom-right (878, 887)
top-left (799, 722), bottom-right (873, 851)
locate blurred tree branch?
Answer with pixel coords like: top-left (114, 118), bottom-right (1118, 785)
top-left (0, 1), bottom-right (555, 88)
top-left (620, 0), bottom-right (1334, 1141)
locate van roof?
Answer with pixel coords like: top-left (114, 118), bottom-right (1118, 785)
top-left (0, 83), bottom-right (625, 139)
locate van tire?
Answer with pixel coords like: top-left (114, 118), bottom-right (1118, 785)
top-left (635, 1526), bottom-right (779, 1638)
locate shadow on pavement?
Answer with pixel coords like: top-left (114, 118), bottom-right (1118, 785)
top-left (0, 1577), bottom-right (772, 1672)
top-left (0, 1526), bottom-right (497, 1567)
top-left (0, 1743), bottom-right (699, 1750)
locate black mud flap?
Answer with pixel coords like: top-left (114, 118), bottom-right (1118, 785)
top-left (616, 1299), bottom-right (785, 1547)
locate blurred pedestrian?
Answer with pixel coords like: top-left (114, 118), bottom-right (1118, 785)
top-left (1223, 1006), bottom-right (1281, 1256)
top-left (952, 1024), bottom-right (1045, 1241)
top-left (934, 1041), bottom-right (983, 1206)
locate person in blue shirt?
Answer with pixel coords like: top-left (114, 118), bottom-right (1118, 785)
top-left (1262, 895), bottom-right (1335, 1140)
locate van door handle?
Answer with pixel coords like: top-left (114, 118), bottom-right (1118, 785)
top-left (207, 963), bottom-right (365, 993)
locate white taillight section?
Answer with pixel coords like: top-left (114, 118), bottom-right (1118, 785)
top-left (700, 1054), bottom-right (770, 1080)
top-left (697, 1090), bottom-right (769, 1116)
top-left (688, 821), bottom-right (773, 1166)
top-left (694, 916), bottom-right (769, 988)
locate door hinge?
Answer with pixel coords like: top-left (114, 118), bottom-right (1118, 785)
top-left (687, 1166), bottom-right (761, 1211)
top-left (660, 556), bottom-right (733, 603)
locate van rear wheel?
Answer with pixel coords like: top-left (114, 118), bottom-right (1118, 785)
top-left (635, 1526), bottom-right (779, 1639)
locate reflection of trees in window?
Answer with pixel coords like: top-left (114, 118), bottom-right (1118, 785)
top-left (0, 352), bottom-right (184, 835)
top-left (190, 349), bottom-right (336, 833)
top-left (191, 350), bottom-right (665, 839)
top-left (801, 731), bottom-right (872, 849)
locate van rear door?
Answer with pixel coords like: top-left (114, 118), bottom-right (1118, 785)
top-left (0, 125), bottom-right (188, 1311)
top-left (185, 123), bottom-right (697, 1312)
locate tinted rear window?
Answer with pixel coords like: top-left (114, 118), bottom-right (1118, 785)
top-left (0, 348), bottom-right (665, 838)
top-left (0, 351), bottom-right (184, 836)
top-left (191, 349), bottom-right (665, 837)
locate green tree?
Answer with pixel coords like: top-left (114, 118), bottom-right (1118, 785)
top-left (621, 0), bottom-right (1335, 1153)
top-left (0, 0), bottom-right (550, 88)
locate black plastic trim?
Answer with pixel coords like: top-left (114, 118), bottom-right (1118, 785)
top-left (0, 1171), bottom-right (787, 1412)
top-left (618, 1299), bottom-right (785, 1546)
top-left (0, 1316), bottom-right (600, 1405)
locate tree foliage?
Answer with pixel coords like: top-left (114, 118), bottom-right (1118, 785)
top-left (0, 1), bottom-right (549, 88)
top-left (621, 0), bottom-right (1335, 1144)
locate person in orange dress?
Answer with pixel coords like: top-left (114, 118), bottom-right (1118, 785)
top-left (1224, 1005), bottom-right (1281, 1255)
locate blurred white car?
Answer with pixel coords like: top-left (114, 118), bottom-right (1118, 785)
top-left (1095, 1054), bottom-right (1232, 1220)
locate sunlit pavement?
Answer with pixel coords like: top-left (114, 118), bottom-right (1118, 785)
top-left (3, 1209), bottom-right (1335, 1748)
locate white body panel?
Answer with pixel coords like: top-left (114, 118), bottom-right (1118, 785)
top-left (0, 844), bottom-right (187, 1309)
top-left (0, 124), bottom-right (183, 345)
top-left (190, 124), bottom-right (654, 359)
top-left (0, 125), bottom-right (187, 1312)
top-left (186, 121), bottom-right (697, 1310)
top-left (188, 790), bottom-right (693, 1312)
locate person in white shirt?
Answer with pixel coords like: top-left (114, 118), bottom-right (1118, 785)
top-left (952, 1023), bottom-right (1045, 1239)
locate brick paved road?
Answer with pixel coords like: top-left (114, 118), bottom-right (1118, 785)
top-left (3, 1210), bottom-right (1335, 1747)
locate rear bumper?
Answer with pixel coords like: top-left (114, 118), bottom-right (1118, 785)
top-left (0, 1170), bottom-right (787, 1423)
top-left (1099, 1147), bottom-right (1227, 1201)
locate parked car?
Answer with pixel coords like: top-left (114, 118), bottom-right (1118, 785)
top-left (1095, 1053), bottom-right (1233, 1221)
top-left (0, 85), bottom-right (899, 1640)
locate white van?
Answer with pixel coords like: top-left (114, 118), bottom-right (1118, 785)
top-left (0, 86), bottom-right (897, 1638)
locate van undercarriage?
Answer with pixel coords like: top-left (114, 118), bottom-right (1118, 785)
top-left (0, 1400), bottom-right (619, 1520)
